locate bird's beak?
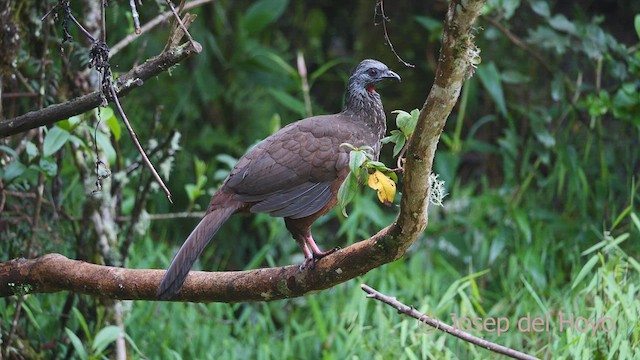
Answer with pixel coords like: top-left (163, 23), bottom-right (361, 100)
top-left (384, 69), bottom-right (401, 82)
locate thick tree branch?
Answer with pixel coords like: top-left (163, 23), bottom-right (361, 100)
top-left (0, 40), bottom-right (201, 138)
top-left (0, 0), bottom-right (486, 301)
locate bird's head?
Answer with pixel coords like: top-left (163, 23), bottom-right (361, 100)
top-left (349, 59), bottom-right (401, 94)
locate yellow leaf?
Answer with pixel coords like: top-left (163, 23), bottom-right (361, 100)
top-left (367, 170), bottom-right (396, 205)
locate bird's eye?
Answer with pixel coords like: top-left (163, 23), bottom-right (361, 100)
top-left (367, 68), bottom-right (378, 77)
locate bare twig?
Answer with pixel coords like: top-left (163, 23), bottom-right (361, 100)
top-left (0, 40), bottom-right (201, 137)
top-left (375, 0), bottom-right (414, 68)
top-left (297, 52), bottom-right (313, 117)
top-left (108, 86), bottom-right (173, 202)
top-left (110, 0), bottom-right (214, 58)
top-left (361, 284), bottom-right (540, 360)
top-left (129, 0), bottom-right (142, 35)
top-left (165, 0), bottom-right (201, 53)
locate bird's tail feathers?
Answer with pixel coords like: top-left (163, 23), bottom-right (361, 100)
top-left (157, 204), bottom-right (238, 300)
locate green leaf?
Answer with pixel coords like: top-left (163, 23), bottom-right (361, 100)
top-left (95, 131), bottom-right (116, 164)
top-left (530, 1), bottom-right (550, 18)
top-left (337, 172), bottom-right (358, 217)
top-left (393, 135), bottom-right (406, 158)
top-left (512, 209), bottom-right (532, 243)
top-left (58, 115), bottom-right (83, 132)
top-left (548, 14), bottom-right (577, 35)
top-left (104, 111), bottom-right (121, 141)
top-left (38, 158), bottom-right (58, 177)
top-left (25, 141), bottom-right (39, 162)
top-left (3, 161), bottom-right (27, 183)
top-left (571, 255), bottom-right (599, 290)
top-left (477, 62), bottom-right (508, 118)
top-left (241, 0), bottom-right (289, 35)
top-left (185, 184), bottom-right (201, 202)
top-left (65, 328), bottom-right (88, 360)
top-left (43, 126), bottom-right (70, 157)
top-left (348, 150), bottom-right (367, 177)
top-left (216, 154), bottom-right (238, 169)
top-left (0, 145), bottom-right (18, 157)
top-left (635, 14), bottom-right (640, 40)
top-left (92, 325), bottom-right (123, 354)
top-left (267, 89), bottom-right (307, 117)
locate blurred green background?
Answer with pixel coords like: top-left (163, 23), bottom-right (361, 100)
top-left (1, 0), bottom-right (639, 358)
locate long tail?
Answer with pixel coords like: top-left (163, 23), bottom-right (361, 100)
top-left (157, 204), bottom-right (238, 300)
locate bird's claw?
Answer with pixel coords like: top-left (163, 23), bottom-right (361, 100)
top-left (299, 246), bottom-right (341, 271)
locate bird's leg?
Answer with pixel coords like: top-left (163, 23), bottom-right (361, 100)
top-left (294, 237), bottom-right (315, 270)
top-left (286, 219), bottom-right (339, 270)
top-left (306, 234), bottom-right (339, 259)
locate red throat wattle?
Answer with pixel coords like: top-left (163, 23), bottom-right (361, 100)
top-left (367, 85), bottom-right (375, 93)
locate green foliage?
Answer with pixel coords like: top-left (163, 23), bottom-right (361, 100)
top-left (382, 109), bottom-right (420, 157)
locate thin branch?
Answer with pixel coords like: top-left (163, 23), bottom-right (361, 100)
top-left (108, 85), bottom-right (173, 202)
top-left (129, 0), bottom-right (141, 35)
top-left (109, 0), bottom-right (214, 58)
top-left (361, 285), bottom-right (540, 360)
top-left (165, 0), bottom-right (200, 53)
top-left (375, 0), bottom-right (414, 68)
top-left (297, 51), bottom-right (313, 118)
top-left (0, 40), bottom-right (201, 138)
top-left (482, 16), bottom-right (551, 73)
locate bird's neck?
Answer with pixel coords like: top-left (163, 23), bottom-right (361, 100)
top-left (341, 83), bottom-right (387, 144)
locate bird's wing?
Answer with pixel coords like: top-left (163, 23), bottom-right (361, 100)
top-left (225, 115), bottom-right (359, 219)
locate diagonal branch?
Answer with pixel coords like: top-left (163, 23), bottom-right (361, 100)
top-left (361, 285), bottom-right (540, 360)
top-left (0, 0), bottom-right (486, 301)
top-left (0, 40), bottom-right (201, 138)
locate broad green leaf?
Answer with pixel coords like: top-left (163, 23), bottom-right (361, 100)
top-left (25, 141), bottom-right (38, 161)
top-left (95, 131), bottom-right (116, 164)
top-left (337, 172), bottom-right (358, 217)
top-left (0, 145), bottom-right (18, 157)
top-left (105, 112), bottom-right (121, 141)
top-left (43, 126), bottom-right (70, 157)
top-left (3, 161), bottom-right (27, 183)
top-left (38, 158), bottom-right (58, 177)
top-left (635, 14), bottom-right (640, 40)
top-left (92, 325), bottom-right (123, 354)
top-left (65, 328), bottom-right (88, 360)
top-left (476, 62), bottom-right (508, 118)
top-left (530, 1), bottom-right (550, 18)
top-left (548, 14), bottom-right (577, 34)
top-left (267, 89), bottom-right (306, 117)
top-left (58, 115), bottom-right (83, 132)
top-left (348, 150), bottom-right (367, 176)
top-left (393, 135), bottom-right (406, 158)
top-left (241, 0), bottom-right (289, 35)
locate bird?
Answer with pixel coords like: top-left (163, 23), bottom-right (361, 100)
top-left (157, 59), bottom-right (400, 300)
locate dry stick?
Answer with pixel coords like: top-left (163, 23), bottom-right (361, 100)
top-left (129, 0), bottom-right (142, 34)
top-left (109, 0), bottom-right (214, 58)
top-left (0, 41), bottom-right (200, 137)
top-left (108, 86), bottom-right (172, 202)
top-left (375, 0), bottom-right (414, 68)
top-left (70, 6), bottom-right (173, 202)
top-left (361, 285), bottom-right (540, 360)
top-left (166, 0), bottom-right (201, 53)
top-left (297, 52), bottom-right (313, 118)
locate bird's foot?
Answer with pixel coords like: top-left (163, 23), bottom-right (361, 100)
top-left (298, 246), bottom-right (340, 271)
top-left (313, 246), bottom-right (340, 259)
